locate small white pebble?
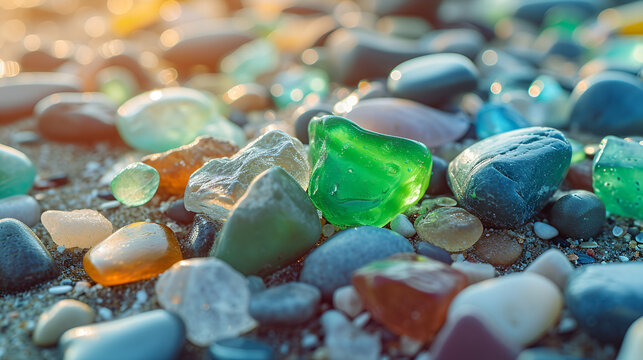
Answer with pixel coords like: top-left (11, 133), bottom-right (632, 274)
top-left (135, 290), bottom-right (148, 303)
top-left (400, 335), bottom-right (423, 356)
top-left (619, 255), bottom-right (630, 262)
top-left (332, 286), bottom-right (363, 318)
top-left (301, 333), bottom-right (319, 348)
top-left (48, 285), bottom-right (72, 295)
top-left (390, 214), bottom-right (416, 238)
top-left (352, 312), bottom-right (370, 328)
top-left (557, 317), bottom-right (577, 333)
top-left (321, 224), bottom-right (335, 237)
top-left (26, 320), bottom-right (36, 331)
top-left (57, 245), bottom-right (65, 254)
top-left (74, 281), bottom-right (91, 293)
top-left (98, 200), bottom-right (120, 210)
top-left (98, 307), bottom-right (112, 320)
top-left (612, 226), bottom-right (624, 237)
top-left (454, 254), bottom-right (465, 262)
top-left (533, 222), bottom-right (558, 240)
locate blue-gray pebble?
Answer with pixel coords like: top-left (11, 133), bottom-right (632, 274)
top-left (566, 263), bottom-right (643, 343)
top-left (0, 218), bottom-right (56, 292)
top-left (448, 127), bottom-right (572, 228)
top-left (209, 337), bottom-right (274, 360)
top-left (249, 282), bottom-right (321, 325)
top-left (387, 53), bottom-right (478, 106)
top-left (568, 71), bottom-right (643, 136)
top-left (549, 190), bottom-right (605, 239)
top-left (300, 226), bottom-right (413, 297)
top-left (415, 242), bottom-right (453, 264)
top-left (59, 310), bottom-right (185, 360)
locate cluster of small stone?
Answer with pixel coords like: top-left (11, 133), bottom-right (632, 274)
top-left (0, 0), bottom-right (642, 359)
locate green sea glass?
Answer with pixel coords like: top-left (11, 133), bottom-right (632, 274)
top-left (0, 144), bottom-right (36, 199)
top-left (308, 115), bottom-right (432, 228)
top-left (593, 136), bottom-right (643, 220)
top-left (111, 162), bottom-right (160, 206)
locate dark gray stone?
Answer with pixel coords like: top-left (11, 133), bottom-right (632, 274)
top-left (566, 263), bottom-right (643, 343)
top-left (166, 199), bottom-right (196, 224)
top-left (447, 127), bottom-right (572, 228)
top-left (0, 219), bottom-right (57, 292)
top-left (35, 92), bottom-right (119, 143)
top-left (184, 214), bottom-right (221, 258)
top-left (59, 310), bottom-right (185, 360)
top-left (427, 156), bottom-right (449, 195)
top-left (249, 282), bottom-right (321, 325)
top-left (209, 337), bottom-right (274, 360)
top-left (294, 107), bottom-right (332, 145)
top-left (568, 72), bottom-right (643, 136)
top-left (415, 242), bottom-right (452, 264)
top-left (549, 190), bottom-right (605, 239)
top-left (300, 226), bottom-right (413, 297)
top-left (387, 53), bottom-right (479, 106)
top-left (420, 29), bottom-right (485, 60)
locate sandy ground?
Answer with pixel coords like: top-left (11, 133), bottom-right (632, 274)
top-left (0, 116), bottom-right (640, 360)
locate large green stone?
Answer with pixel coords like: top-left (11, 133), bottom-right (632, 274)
top-left (593, 136), bottom-right (643, 220)
top-left (116, 87), bottom-right (212, 153)
top-left (0, 144), bottom-right (36, 199)
top-left (213, 166), bottom-right (321, 276)
top-left (308, 115), bottom-right (432, 229)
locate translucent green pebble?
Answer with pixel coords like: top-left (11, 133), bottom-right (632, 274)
top-left (0, 144), bottom-right (36, 199)
top-left (308, 115), bottom-right (432, 228)
top-left (116, 87), bottom-right (212, 153)
top-left (593, 136), bottom-right (643, 220)
top-left (110, 162), bottom-right (160, 206)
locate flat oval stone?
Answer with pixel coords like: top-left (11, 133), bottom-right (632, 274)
top-left (525, 249), bottom-right (573, 290)
top-left (59, 310), bottom-right (185, 360)
top-left (33, 299), bottom-right (95, 347)
top-left (0, 145), bottom-right (37, 199)
top-left (155, 258), bottom-right (256, 346)
top-left (41, 209), bottom-right (113, 248)
top-left (308, 115), bottom-right (432, 229)
top-left (163, 21), bottom-right (255, 72)
top-left (429, 310), bottom-right (521, 360)
top-left (142, 136), bottom-right (238, 199)
top-left (209, 338), bottom-right (274, 360)
top-left (420, 28), bottom-right (485, 60)
top-left (185, 131), bottom-right (309, 220)
top-left (213, 167), bottom-right (321, 276)
top-left (415, 242), bottom-right (453, 265)
top-left (448, 127), bottom-right (572, 228)
top-left (35, 92), bottom-right (119, 143)
top-left (184, 214), bottom-right (220, 258)
top-left (415, 207), bottom-right (483, 252)
top-left (566, 263), bottom-right (643, 343)
top-left (300, 226), bottom-right (413, 298)
top-left (249, 282), bottom-right (321, 325)
top-left (117, 87), bottom-right (213, 153)
top-left (387, 53), bottom-right (479, 106)
top-left (0, 218), bottom-right (57, 291)
top-left (83, 222), bottom-right (182, 286)
top-left (326, 28), bottom-right (432, 85)
top-left (345, 98), bottom-right (470, 150)
top-left (549, 190), bottom-right (605, 239)
top-left (568, 72), bottom-right (643, 136)
top-left (472, 231), bottom-right (524, 266)
top-left (449, 273), bottom-right (563, 347)
top-left (0, 195), bottom-right (40, 227)
top-left (110, 162), bottom-right (160, 207)
top-left (0, 73), bottom-right (80, 123)
top-left (592, 136), bottom-right (643, 219)
top-left (352, 254), bottom-right (468, 341)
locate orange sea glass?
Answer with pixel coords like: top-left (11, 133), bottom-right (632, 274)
top-left (142, 136), bottom-right (238, 198)
top-left (83, 222), bottom-right (182, 286)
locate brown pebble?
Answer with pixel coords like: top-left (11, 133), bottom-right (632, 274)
top-left (472, 231), bottom-right (523, 266)
top-left (565, 159), bottom-right (593, 191)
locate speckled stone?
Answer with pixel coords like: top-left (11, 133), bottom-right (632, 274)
top-left (448, 127), bottom-right (572, 228)
top-left (300, 226), bottom-right (413, 298)
top-left (0, 218), bottom-right (57, 291)
top-left (59, 310), bottom-right (185, 360)
top-left (184, 214), bottom-right (220, 258)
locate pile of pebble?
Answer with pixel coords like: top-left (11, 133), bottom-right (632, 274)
top-left (0, 0), bottom-right (642, 359)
